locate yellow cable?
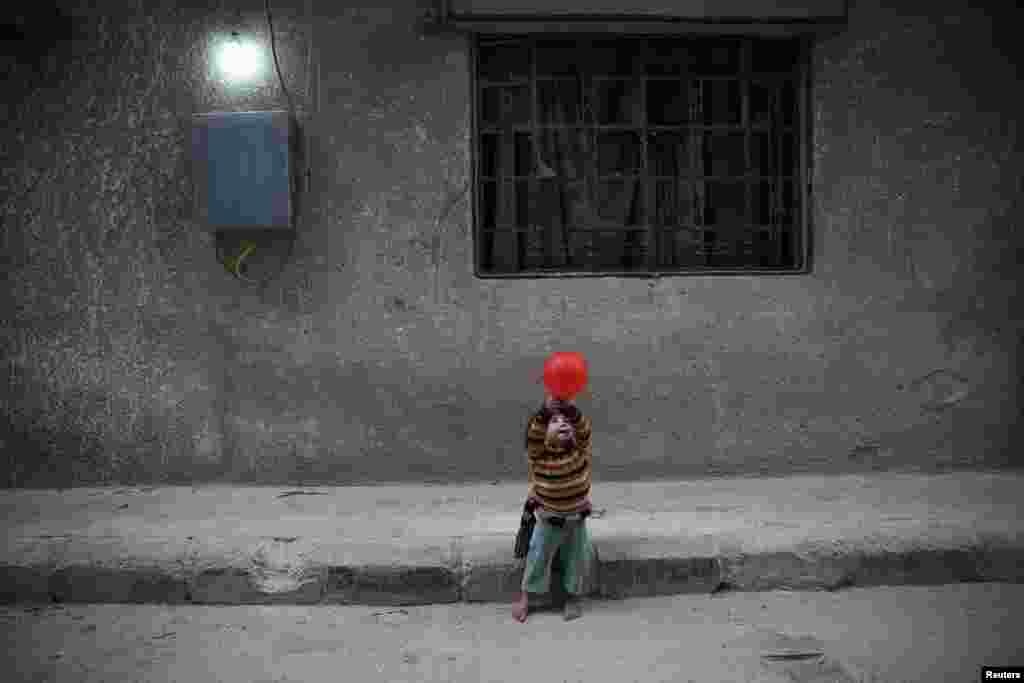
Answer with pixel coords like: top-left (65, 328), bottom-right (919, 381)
top-left (220, 239), bottom-right (257, 280)
top-left (233, 240), bottom-right (257, 278)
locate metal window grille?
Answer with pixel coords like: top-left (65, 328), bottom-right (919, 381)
top-left (474, 34), bottom-right (810, 277)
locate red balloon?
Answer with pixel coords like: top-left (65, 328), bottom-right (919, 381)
top-left (543, 352), bottom-right (588, 399)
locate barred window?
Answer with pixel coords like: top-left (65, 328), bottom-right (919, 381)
top-left (473, 35), bottom-right (810, 277)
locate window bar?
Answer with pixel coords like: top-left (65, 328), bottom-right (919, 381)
top-left (474, 38), bottom-right (489, 272)
top-left (742, 39), bottom-right (752, 265)
top-left (773, 80), bottom-right (783, 268)
top-left (691, 78), bottom-right (707, 267)
top-left (498, 100), bottom-right (519, 272)
top-left (798, 38), bottom-right (809, 270)
top-left (529, 38), bottom-right (543, 269)
top-left (582, 55), bottom-right (597, 271)
top-left (641, 45), bottom-right (655, 272)
top-left (766, 87), bottom-right (776, 267)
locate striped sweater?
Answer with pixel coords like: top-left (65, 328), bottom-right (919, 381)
top-left (525, 412), bottom-right (592, 513)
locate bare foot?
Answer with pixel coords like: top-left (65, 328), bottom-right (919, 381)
top-left (512, 594), bottom-right (529, 623)
top-left (563, 597), bottom-right (582, 621)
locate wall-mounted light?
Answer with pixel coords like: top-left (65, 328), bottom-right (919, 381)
top-left (216, 31), bottom-right (264, 83)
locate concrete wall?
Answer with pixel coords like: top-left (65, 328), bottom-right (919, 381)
top-left (2, 0), bottom-right (1021, 487)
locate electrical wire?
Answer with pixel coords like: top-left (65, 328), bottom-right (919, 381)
top-left (266, 0), bottom-right (296, 120)
top-left (225, 0), bottom-right (309, 285)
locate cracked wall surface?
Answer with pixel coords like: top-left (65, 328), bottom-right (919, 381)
top-left (1, 0), bottom-right (1021, 487)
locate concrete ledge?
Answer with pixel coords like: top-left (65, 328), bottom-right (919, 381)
top-left (461, 561), bottom-right (524, 603)
top-left (0, 565), bottom-right (191, 605)
top-left (595, 556), bottom-right (720, 599)
top-left (1, 472), bottom-right (1021, 606)
top-left (0, 566), bottom-right (53, 604)
top-left (3, 541), bottom-right (1020, 607)
top-left (976, 546), bottom-right (1024, 583)
top-left (50, 566), bottom-right (191, 604)
top-left (189, 566), bottom-right (325, 605)
top-left (324, 565), bottom-right (460, 606)
top-left (715, 544), bottom-right (1024, 593)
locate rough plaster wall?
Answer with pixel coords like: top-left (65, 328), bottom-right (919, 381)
top-left (1, 0), bottom-right (317, 486)
top-left (1, 0), bottom-right (1021, 488)
top-left (808, 0), bottom-right (1023, 474)
top-left (2, 3), bottom-right (218, 486)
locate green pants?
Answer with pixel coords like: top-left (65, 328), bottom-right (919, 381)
top-left (521, 511), bottom-right (594, 596)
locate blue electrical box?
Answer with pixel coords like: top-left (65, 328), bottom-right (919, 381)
top-left (191, 110), bottom-right (297, 230)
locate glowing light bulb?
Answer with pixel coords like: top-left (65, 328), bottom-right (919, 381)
top-left (217, 33), bottom-right (262, 82)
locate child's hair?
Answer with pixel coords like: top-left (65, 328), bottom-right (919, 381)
top-left (523, 402), bottom-right (582, 449)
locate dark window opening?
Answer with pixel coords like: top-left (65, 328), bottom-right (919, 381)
top-left (475, 34), bottom-right (809, 276)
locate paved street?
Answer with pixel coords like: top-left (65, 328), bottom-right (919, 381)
top-left (2, 583), bottom-right (1021, 682)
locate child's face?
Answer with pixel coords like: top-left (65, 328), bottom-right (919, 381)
top-left (545, 412), bottom-right (576, 448)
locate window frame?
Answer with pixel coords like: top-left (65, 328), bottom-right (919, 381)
top-left (470, 32), bottom-right (814, 278)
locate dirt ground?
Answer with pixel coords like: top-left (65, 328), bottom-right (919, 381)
top-left (1, 583), bottom-right (1021, 683)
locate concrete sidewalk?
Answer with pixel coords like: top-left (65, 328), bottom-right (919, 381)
top-left (1, 470), bottom-right (1021, 607)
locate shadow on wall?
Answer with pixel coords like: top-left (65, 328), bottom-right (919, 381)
top-left (1, 3), bottom-right (81, 91)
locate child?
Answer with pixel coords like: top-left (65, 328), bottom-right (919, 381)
top-left (513, 395), bottom-right (594, 623)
